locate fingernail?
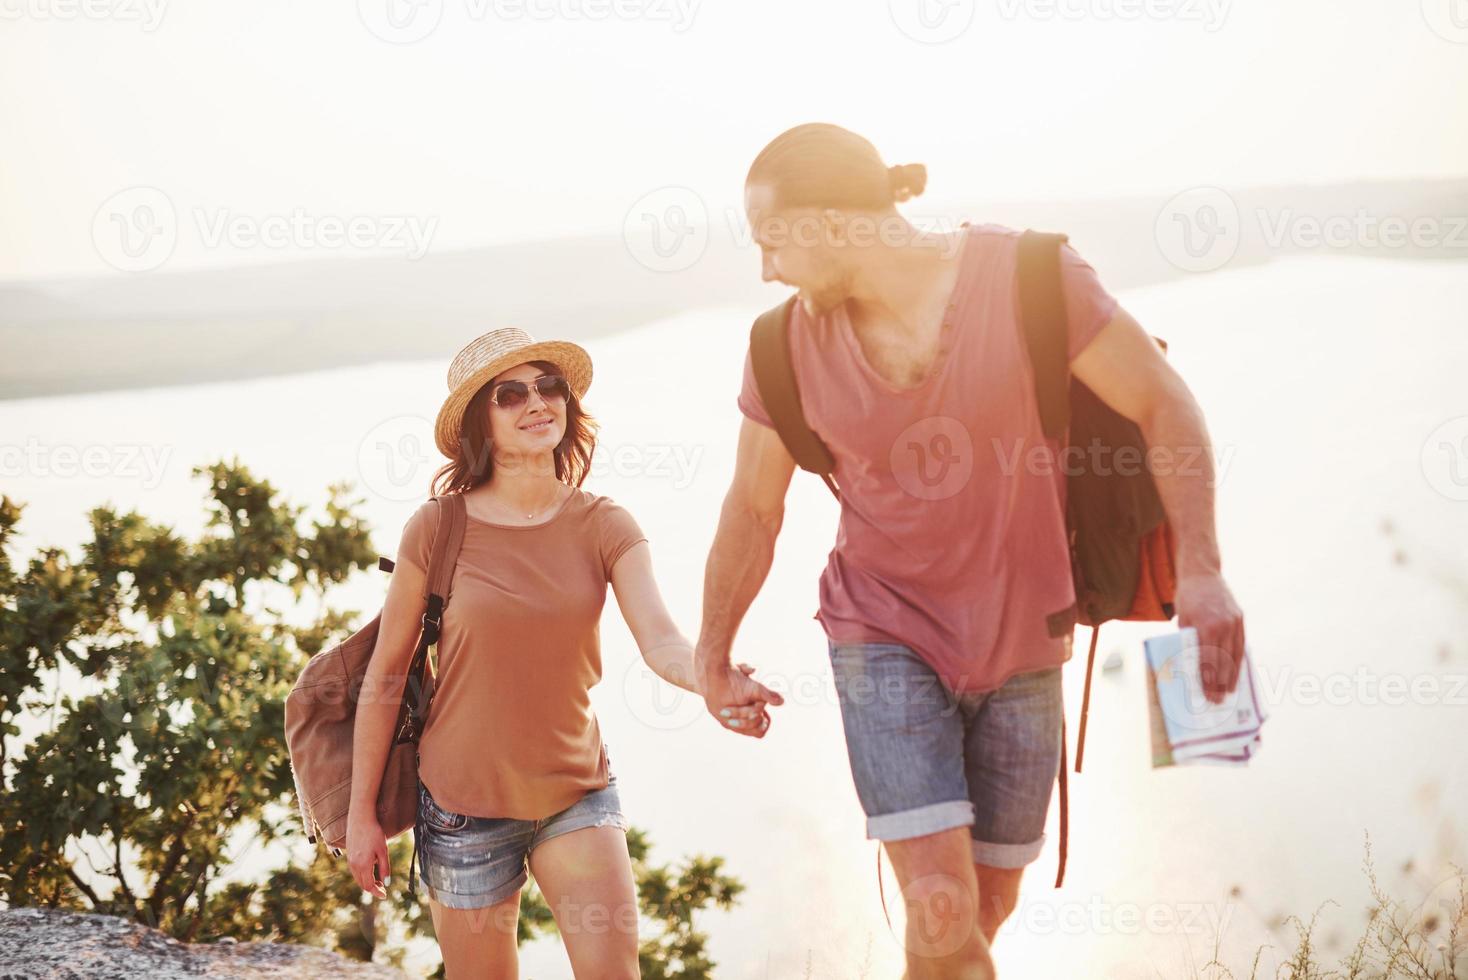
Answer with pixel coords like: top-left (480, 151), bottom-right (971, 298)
top-left (729, 719), bottom-right (742, 727)
top-left (719, 708), bottom-right (731, 718)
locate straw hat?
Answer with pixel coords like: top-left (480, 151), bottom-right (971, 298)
top-left (433, 328), bottom-right (593, 459)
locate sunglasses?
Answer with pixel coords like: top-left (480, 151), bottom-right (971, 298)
top-left (488, 374), bottom-right (571, 410)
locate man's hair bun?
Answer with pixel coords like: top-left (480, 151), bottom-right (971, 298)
top-left (887, 163), bottom-right (928, 203)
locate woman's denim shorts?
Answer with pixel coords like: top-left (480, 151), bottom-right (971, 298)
top-left (827, 639), bottom-right (1064, 869)
top-left (415, 755), bottom-right (629, 910)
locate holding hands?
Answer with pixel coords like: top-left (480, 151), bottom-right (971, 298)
top-left (696, 657), bottom-right (784, 738)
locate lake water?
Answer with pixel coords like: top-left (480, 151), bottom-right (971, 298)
top-left (3, 254), bottom-right (1466, 978)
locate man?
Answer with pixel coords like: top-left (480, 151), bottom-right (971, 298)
top-left (693, 123), bottom-right (1246, 980)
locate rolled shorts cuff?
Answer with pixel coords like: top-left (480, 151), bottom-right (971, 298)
top-left (971, 832), bottom-right (1046, 870)
top-left (866, 800), bottom-right (975, 841)
top-left (417, 866), bottom-right (528, 911)
top-left (531, 808), bottom-right (629, 854)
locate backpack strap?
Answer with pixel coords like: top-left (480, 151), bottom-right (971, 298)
top-left (1016, 230), bottom-right (1072, 441)
top-left (749, 296), bottom-right (841, 500)
top-left (405, 491), bottom-right (467, 900)
top-left (397, 492), bottom-right (466, 744)
top-left (1017, 229), bottom-right (1091, 889)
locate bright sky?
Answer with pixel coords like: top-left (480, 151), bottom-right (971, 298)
top-left (1, 0), bottom-right (1465, 279)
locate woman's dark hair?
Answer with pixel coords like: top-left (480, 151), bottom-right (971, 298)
top-left (746, 122), bottom-right (927, 211)
top-left (430, 359), bottom-right (599, 496)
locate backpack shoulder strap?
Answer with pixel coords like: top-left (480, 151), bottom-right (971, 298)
top-left (397, 492), bottom-right (467, 743)
top-left (749, 296), bottom-right (840, 500)
top-left (1016, 230), bottom-right (1072, 441)
top-left (423, 491), bottom-right (467, 622)
top-left (1018, 230), bottom-right (1080, 889)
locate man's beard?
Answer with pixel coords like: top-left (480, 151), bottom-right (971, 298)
top-left (798, 280), bottom-right (848, 317)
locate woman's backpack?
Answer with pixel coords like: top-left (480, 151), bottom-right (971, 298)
top-left (284, 492), bottom-right (466, 869)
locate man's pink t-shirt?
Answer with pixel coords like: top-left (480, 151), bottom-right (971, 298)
top-left (737, 223), bottom-right (1120, 694)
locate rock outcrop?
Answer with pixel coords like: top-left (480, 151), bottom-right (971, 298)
top-left (0, 907), bottom-right (409, 979)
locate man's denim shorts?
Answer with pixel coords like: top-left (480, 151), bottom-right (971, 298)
top-left (826, 639), bottom-right (1064, 869)
top-left (415, 752), bottom-right (630, 910)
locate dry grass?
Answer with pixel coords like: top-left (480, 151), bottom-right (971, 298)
top-left (1194, 838), bottom-right (1466, 980)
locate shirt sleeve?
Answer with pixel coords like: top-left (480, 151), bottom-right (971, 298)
top-left (598, 497), bottom-right (649, 580)
top-left (394, 499), bottom-right (440, 576)
top-left (736, 345), bottom-right (777, 429)
top-left (1059, 240), bottom-right (1122, 362)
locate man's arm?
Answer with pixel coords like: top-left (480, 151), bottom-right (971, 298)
top-left (1070, 307), bottom-right (1246, 701)
top-left (694, 416), bottom-right (796, 720)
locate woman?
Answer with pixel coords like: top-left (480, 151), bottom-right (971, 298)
top-left (344, 327), bottom-right (779, 978)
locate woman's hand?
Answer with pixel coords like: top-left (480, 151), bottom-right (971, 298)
top-left (346, 811), bottom-right (392, 899)
top-left (698, 659), bottom-right (782, 738)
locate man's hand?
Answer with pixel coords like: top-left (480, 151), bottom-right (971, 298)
top-left (697, 659), bottom-right (785, 738)
top-left (1176, 572), bottom-right (1246, 703)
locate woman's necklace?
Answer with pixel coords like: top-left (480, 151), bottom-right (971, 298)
top-left (489, 483), bottom-right (563, 521)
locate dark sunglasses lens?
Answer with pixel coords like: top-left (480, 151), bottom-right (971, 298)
top-left (536, 376), bottom-right (570, 402)
top-left (493, 381), bottom-right (530, 409)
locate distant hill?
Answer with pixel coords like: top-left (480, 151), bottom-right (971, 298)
top-left (3, 177), bottom-right (1463, 401)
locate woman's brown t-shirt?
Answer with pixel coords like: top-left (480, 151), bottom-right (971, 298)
top-left (394, 487), bottom-right (647, 820)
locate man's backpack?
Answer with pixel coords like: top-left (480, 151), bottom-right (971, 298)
top-left (748, 230), bottom-right (1178, 887)
top-left (284, 491), bottom-right (467, 898)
